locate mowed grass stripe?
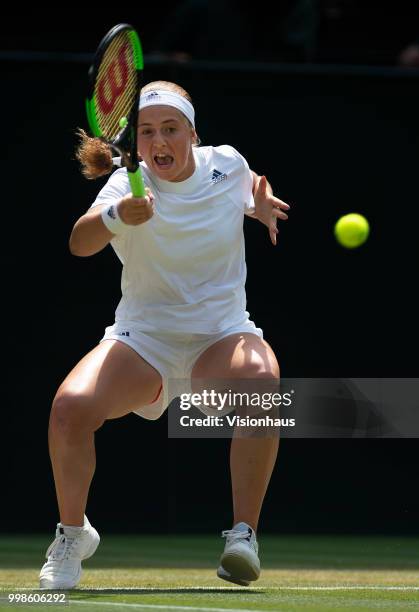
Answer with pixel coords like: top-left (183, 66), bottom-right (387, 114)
top-left (72, 601), bottom-right (270, 612)
top-left (3, 586), bottom-right (419, 592)
top-left (74, 586), bottom-right (419, 591)
top-left (3, 567), bottom-right (419, 590)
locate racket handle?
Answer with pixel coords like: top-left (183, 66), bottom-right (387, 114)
top-left (127, 167), bottom-right (146, 198)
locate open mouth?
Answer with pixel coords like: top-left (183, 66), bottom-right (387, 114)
top-left (154, 154), bottom-right (174, 168)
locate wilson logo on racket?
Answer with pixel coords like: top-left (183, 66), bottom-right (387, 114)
top-left (97, 43), bottom-right (130, 115)
top-left (86, 24), bottom-right (146, 197)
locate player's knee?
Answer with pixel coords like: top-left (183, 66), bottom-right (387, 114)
top-left (50, 392), bottom-right (105, 438)
top-left (234, 361), bottom-right (279, 380)
top-left (233, 362), bottom-right (280, 415)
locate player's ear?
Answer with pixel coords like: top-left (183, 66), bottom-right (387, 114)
top-left (191, 129), bottom-right (199, 145)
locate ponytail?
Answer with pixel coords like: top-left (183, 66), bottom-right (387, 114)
top-left (75, 129), bottom-right (114, 180)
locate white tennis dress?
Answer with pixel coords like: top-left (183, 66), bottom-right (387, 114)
top-left (91, 145), bottom-right (263, 419)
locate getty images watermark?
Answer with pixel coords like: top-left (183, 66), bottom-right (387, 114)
top-left (178, 389), bottom-right (295, 429)
top-left (167, 379), bottom-right (295, 438)
top-left (167, 378), bottom-right (419, 438)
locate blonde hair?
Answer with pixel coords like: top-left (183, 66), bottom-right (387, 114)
top-left (75, 81), bottom-right (198, 180)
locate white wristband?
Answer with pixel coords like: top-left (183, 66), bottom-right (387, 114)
top-left (101, 202), bottom-right (129, 235)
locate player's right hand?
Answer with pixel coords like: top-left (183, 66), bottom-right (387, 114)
top-left (117, 188), bottom-right (155, 225)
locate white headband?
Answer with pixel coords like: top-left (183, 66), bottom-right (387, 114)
top-left (139, 90), bottom-right (195, 127)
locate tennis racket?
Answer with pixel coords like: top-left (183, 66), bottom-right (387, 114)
top-left (86, 23), bottom-right (145, 197)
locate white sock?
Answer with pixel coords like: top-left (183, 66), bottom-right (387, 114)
top-left (233, 521), bottom-right (253, 533)
top-left (59, 515), bottom-right (87, 534)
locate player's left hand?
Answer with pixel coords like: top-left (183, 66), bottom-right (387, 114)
top-left (253, 175), bottom-right (290, 246)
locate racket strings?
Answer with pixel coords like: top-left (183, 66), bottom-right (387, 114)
top-left (94, 32), bottom-right (138, 140)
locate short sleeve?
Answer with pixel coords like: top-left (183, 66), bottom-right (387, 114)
top-left (90, 168), bottom-right (131, 209)
top-left (220, 145), bottom-right (256, 217)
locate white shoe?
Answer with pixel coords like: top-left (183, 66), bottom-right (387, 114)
top-left (217, 565), bottom-right (250, 586)
top-left (217, 522), bottom-right (260, 585)
top-left (39, 515), bottom-right (100, 589)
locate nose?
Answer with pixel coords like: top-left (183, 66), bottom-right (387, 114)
top-left (152, 130), bottom-right (167, 146)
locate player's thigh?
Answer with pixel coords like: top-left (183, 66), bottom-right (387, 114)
top-left (191, 333), bottom-right (280, 421)
top-left (191, 333), bottom-right (279, 379)
top-left (53, 339), bottom-right (162, 425)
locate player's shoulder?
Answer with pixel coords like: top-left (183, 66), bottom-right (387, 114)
top-left (111, 162), bottom-right (154, 190)
top-left (105, 166), bottom-right (129, 184)
top-left (109, 164), bottom-right (151, 185)
top-left (198, 144), bottom-right (249, 170)
top-left (212, 144), bottom-right (244, 160)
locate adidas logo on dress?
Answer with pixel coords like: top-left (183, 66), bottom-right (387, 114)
top-left (211, 169), bottom-right (228, 184)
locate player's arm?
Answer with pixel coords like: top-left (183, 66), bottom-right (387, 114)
top-left (250, 170), bottom-right (290, 246)
top-left (69, 192), bottom-right (154, 257)
top-left (69, 205), bottom-right (115, 257)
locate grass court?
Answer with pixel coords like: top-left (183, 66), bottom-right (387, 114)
top-left (1, 534), bottom-right (418, 611)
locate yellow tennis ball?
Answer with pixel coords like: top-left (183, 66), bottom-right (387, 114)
top-left (334, 213), bottom-right (370, 248)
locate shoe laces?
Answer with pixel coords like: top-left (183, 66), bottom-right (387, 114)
top-left (221, 528), bottom-right (252, 544)
top-left (45, 534), bottom-right (77, 561)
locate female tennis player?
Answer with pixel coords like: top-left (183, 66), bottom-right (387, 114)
top-left (39, 81), bottom-right (290, 589)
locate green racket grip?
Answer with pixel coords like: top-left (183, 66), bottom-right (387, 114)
top-left (128, 167), bottom-right (146, 198)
